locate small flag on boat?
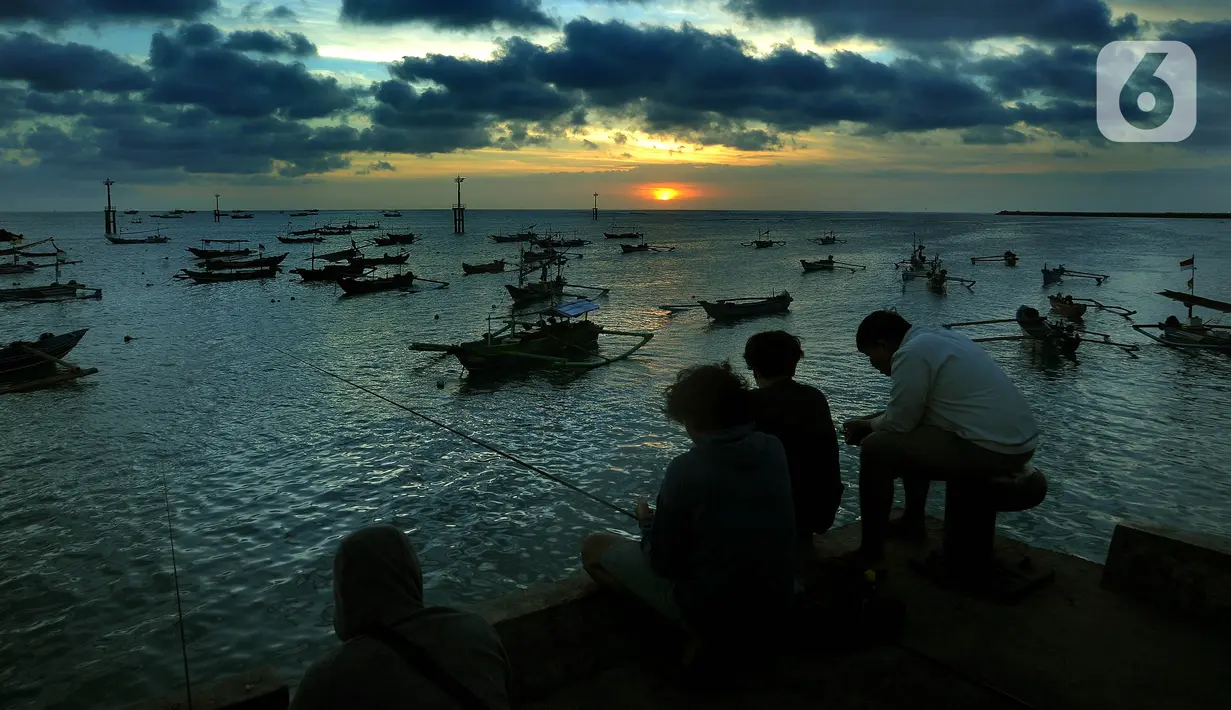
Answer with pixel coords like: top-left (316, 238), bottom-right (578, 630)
top-left (1188, 278), bottom-right (1194, 288)
top-left (1180, 256), bottom-right (1195, 268)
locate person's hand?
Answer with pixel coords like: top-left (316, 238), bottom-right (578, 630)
top-left (636, 499), bottom-right (654, 524)
top-left (843, 418), bottom-right (873, 445)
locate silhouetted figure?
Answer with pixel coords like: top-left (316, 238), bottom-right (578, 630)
top-left (290, 525), bottom-right (510, 710)
top-left (743, 331), bottom-right (842, 580)
top-left (580, 363), bottom-right (796, 647)
top-left (842, 311), bottom-right (1038, 564)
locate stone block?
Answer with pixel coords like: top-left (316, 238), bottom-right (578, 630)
top-left (123, 667), bottom-right (288, 710)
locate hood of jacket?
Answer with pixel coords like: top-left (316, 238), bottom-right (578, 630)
top-left (331, 524), bottom-right (425, 642)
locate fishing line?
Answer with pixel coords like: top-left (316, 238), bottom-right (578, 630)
top-left (260, 342), bottom-right (637, 520)
top-left (159, 467), bottom-right (193, 709)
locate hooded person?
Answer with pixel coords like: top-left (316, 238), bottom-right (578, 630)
top-left (289, 524), bottom-right (511, 710)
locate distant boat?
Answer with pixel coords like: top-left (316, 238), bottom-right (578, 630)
top-left (698, 292), bottom-right (793, 320)
top-left (150, 213), bottom-right (182, 219)
top-left (383, 211), bottom-right (403, 218)
top-left (107, 233), bottom-right (168, 245)
top-left (123, 209), bottom-right (139, 215)
top-left (462, 259), bottom-right (506, 275)
top-left (337, 271), bottom-right (418, 295)
top-left (278, 235), bottom-right (325, 244)
top-left (230, 213), bottom-right (255, 219)
top-left (374, 233), bottom-right (417, 246)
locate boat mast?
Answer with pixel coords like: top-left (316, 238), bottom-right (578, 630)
top-left (1188, 254), bottom-right (1196, 320)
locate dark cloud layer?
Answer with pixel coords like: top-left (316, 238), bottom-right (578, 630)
top-left (339, 0), bottom-right (555, 31)
top-left (0, 32), bottom-right (150, 93)
top-left (0, 0), bottom-right (217, 24)
top-left (725, 0), bottom-right (1138, 44)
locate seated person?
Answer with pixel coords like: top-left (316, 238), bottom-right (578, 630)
top-left (290, 525), bottom-right (510, 710)
top-left (580, 362), bottom-right (797, 644)
top-left (743, 331), bottom-right (843, 572)
top-left (843, 311), bottom-right (1038, 564)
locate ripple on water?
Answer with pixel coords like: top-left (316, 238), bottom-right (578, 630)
top-left (3, 210), bottom-right (1231, 707)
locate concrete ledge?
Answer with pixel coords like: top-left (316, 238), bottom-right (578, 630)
top-left (468, 571), bottom-right (670, 701)
top-left (124, 667), bottom-right (288, 710)
top-left (1102, 520), bottom-right (1231, 632)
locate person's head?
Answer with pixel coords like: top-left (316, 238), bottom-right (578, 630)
top-left (331, 524), bottom-right (425, 641)
top-left (856, 310), bottom-right (912, 376)
top-left (743, 331), bottom-right (803, 385)
top-left (663, 361), bottom-right (751, 438)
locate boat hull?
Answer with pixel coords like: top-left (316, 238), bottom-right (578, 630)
top-left (203, 253), bottom-right (289, 270)
top-left (452, 322), bottom-right (602, 373)
top-left (604, 233), bottom-right (643, 239)
top-left (277, 236), bottom-right (324, 244)
top-left (349, 254), bottom-right (409, 267)
top-left (189, 247), bottom-right (251, 259)
top-left (374, 234), bottom-right (417, 246)
top-left (0, 281), bottom-right (98, 301)
top-left (107, 236), bottom-right (168, 244)
top-left (801, 260), bottom-right (834, 272)
top-left (0, 329), bottom-right (88, 379)
top-left (505, 280), bottom-right (564, 303)
top-left (182, 267), bottom-right (279, 283)
top-left (621, 244), bottom-right (650, 253)
top-left (337, 272), bottom-right (416, 294)
top-left (700, 293), bottom-right (792, 320)
top-left (1048, 297), bottom-right (1088, 320)
top-left (1016, 306), bottom-right (1080, 353)
top-left (291, 264), bottom-right (367, 281)
top-left (463, 260), bottom-right (506, 275)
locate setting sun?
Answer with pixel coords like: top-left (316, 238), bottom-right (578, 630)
top-left (652, 187), bottom-right (678, 201)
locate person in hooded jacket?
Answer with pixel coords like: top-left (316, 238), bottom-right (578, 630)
top-left (580, 362), bottom-right (797, 643)
top-left (290, 524), bottom-right (510, 710)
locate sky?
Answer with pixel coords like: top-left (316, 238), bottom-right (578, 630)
top-left (0, 0), bottom-right (1228, 211)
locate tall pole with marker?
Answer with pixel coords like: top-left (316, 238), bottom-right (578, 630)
top-left (213, 193), bottom-right (221, 223)
top-left (592, 192), bottom-right (599, 220)
top-left (452, 176), bottom-right (466, 234)
top-left (103, 178), bottom-right (117, 234)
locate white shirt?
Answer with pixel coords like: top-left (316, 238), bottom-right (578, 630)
top-left (871, 326), bottom-right (1038, 454)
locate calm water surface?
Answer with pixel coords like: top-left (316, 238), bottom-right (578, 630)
top-left (2, 209), bottom-right (1230, 708)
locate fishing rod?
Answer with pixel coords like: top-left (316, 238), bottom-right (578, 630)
top-left (159, 467), bottom-right (193, 709)
top-left (260, 342), bottom-right (637, 521)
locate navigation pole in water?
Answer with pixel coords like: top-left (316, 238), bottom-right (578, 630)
top-left (453, 175), bottom-right (466, 234)
top-left (103, 178), bottom-right (117, 234)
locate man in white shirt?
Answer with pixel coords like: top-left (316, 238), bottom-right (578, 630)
top-left (842, 310), bottom-right (1038, 564)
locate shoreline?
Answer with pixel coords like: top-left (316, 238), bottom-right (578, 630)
top-left (997, 210), bottom-right (1231, 219)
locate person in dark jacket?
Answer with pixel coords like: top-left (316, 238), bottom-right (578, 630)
top-left (744, 331), bottom-right (843, 575)
top-left (290, 524), bottom-right (510, 710)
top-left (580, 362), bottom-right (797, 642)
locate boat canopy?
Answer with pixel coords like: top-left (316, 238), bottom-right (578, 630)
top-left (1158, 290), bottom-right (1231, 313)
top-left (553, 299), bottom-right (600, 318)
top-left (201, 239), bottom-right (249, 244)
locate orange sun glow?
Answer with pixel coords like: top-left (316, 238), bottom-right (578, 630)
top-left (652, 187), bottom-right (679, 201)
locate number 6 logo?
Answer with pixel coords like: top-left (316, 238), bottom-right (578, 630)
top-left (1097, 41), bottom-right (1197, 143)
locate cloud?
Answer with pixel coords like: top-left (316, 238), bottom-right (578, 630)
top-left (0, 0), bottom-right (217, 25)
top-left (147, 24), bottom-right (356, 119)
top-left (355, 159), bottom-right (396, 174)
top-left (581, 138), bottom-right (598, 149)
top-left (612, 132), bottom-right (628, 144)
top-left (959, 126), bottom-right (1034, 145)
top-left (725, 0), bottom-right (1138, 45)
top-left (0, 32), bottom-right (150, 93)
top-left (224, 30), bottom-right (316, 57)
top-left (266, 5), bottom-right (298, 22)
top-left (338, 0), bottom-right (555, 31)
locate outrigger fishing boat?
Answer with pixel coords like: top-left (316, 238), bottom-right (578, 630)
top-left (310, 244), bottom-right (362, 262)
top-left (902, 257), bottom-right (974, 293)
top-left (278, 234), bottom-right (325, 244)
top-left (662, 292), bottom-right (793, 320)
top-left (374, 232), bottom-right (417, 246)
top-left (533, 234), bottom-right (591, 248)
top-left (0, 328), bottom-right (98, 394)
top-left (187, 239), bottom-right (251, 259)
top-left (1, 236), bottom-right (52, 257)
top-left (808, 230), bottom-right (845, 246)
top-left (383, 211), bottom-right (403, 218)
top-left (1041, 264), bottom-right (1109, 286)
top-left (801, 256), bottom-right (866, 273)
top-left (291, 246), bottom-right (368, 282)
top-left (944, 306), bottom-right (1139, 358)
top-left (621, 242), bottom-right (675, 253)
top-left (505, 248), bottom-right (606, 305)
top-left (1132, 256), bottom-right (1231, 353)
top-left (106, 228), bottom-right (168, 244)
top-left (462, 259), bottom-right (506, 275)
top-left (971, 251), bottom-right (1019, 267)
top-left (0, 229), bottom-right (23, 242)
top-left (178, 265), bottom-right (280, 283)
top-left (895, 237), bottom-right (937, 272)
top-left (202, 251), bottom-right (289, 271)
top-left (1047, 294), bottom-right (1136, 322)
top-left (743, 230), bottom-right (785, 249)
top-left (349, 252), bottom-right (409, 268)
top-left (490, 225), bottom-right (538, 243)
top-left (336, 271), bottom-right (417, 295)
top-left (0, 253), bottom-right (100, 302)
top-left (410, 299), bottom-right (652, 374)
top-left (603, 218), bottom-right (643, 239)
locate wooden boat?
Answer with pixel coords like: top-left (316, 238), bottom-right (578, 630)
top-left (150, 213), bottom-right (182, 219)
top-left (337, 271), bottom-right (418, 295)
top-left (491, 225), bottom-right (538, 243)
top-left (801, 257), bottom-right (865, 273)
top-left (809, 230), bottom-right (845, 245)
top-left (532, 235), bottom-right (591, 248)
top-left (0, 228), bottom-right (24, 242)
top-left (349, 252), bottom-right (409, 267)
top-left (743, 231), bottom-right (784, 249)
top-left (901, 257), bottom-right (974, 292)
top-left (694, 292), bottom-right (793, 320)
top-left (123, 209), bottom-right (139, 215)
top-left (107, 232), bottom-right (168, 244)
top-left (230, 213), bottom-right (254, 219)
top-left (317, 226), bottom-right (353, 236)
top-left (0, 279), bottom-right (102, 302)
top-left (291, 263), bottom-right (368, 282)
top-left (621, 243), bottom-right (675, 253)
top-left (943, 307), bottom-right (1138, 357)
top-left (505, 249), bottom-right (606, 305)
top-left (2, 236), bottom-right (52, 257)
top-left (374, 233), bottom-right (417, 246)
top-left (277, 235), bottom-right (325, 243)
top-left (0, 262), bottom-right (35, 274)
top-left (1, 328), bottom-right (98, 394)
top-left (463, 259), bottom-right (506, 275)
top-left (410, 299), bottom-right (652, 374)
top-left (1132, 260), bottom-right (1231, 352)
top-left (1042, 264), bottom-right (1108, 286)
top-left (180, 266), bottom-right (279, 283)
top-left (202, 252), bottom-right (289, 270)
top-left (188, 239), bottom-right (251, 259)
top-left (1048, 294), bottom-right (1088, 320)
top-left (347, 222), bottom-right (380, 231)
top-left (603, 218), bottom-right (643, 239)
top-left (383, 211), bottom-right (403, 218)
top-left (971, 251), bottom-right (1019, 266)
top-left (311, 245), bottom-right (362, 262)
